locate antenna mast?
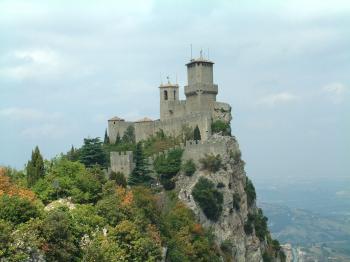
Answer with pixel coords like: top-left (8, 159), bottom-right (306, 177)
top-left (190, 44), bottom-right (192, 60)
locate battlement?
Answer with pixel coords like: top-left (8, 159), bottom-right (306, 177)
top-left (110, 151), bottom-right (135, 177)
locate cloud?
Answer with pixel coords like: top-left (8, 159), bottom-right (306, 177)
top-left (21, 123), bottom-right (68, 138)
top-left (0, 107), bottom-right (62, 121)
top-left (257, 92), bottom-right (299, 107)
top-left (0, 48), bottom-right (82, 80)
top-left (322, 82), bottom-right (348, 104)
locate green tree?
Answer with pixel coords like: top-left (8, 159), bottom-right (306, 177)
top-left (128, 142), bottom-right (152, 186)
top-left (41, 208), bottom-right (80, 262)
top-left (110, 171), bottom-right (127, 188)
top-left (0, 219), bottom-right (12, 258)
top-left (26, 146), bottom-right (45, 186)
top-left (104, 129), bottom-right (109, 144)
top-left (122, 125), bottom-right (135, 144)
top-left (79, 137), bottom-right (107, 168)
top-left (0, 195), bottom-right (41, 225)
top-left (67, 145), bottom-right (79, 162)
top-left (192, 177), bottom-right (223, 221)
top-left (193, 125), bottom-right (201, 141)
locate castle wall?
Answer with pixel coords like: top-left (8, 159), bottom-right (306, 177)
top-left (155, 112), bottom-right (212, 141)
top-left (108, 120), bottom-right (134, 144)
top-left (110, 151), bottom-right (134, 177)
top-left (182, 138), bottom-right (229, 163)
top-left (134, 121), bottom-right (156, 142)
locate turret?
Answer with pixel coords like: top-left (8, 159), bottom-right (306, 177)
top-left (159, 77), bottom-right (179, 120)
top-left (184, 53), bottom-right (218, 112)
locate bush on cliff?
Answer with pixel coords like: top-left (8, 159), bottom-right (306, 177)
top-left (182, 159), bottom-right (196, 176)
top-left (192, 177), bottom-right (223, 221)
top-left (244, 177), bottom-right (256, 207)
top-left (211, 120), bottom-right (231, 136)
top-left (199, 154), bottom-right (222, 172)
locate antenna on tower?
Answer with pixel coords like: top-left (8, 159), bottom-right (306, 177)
top-left (208, 48), bottom-right (210, 60)
top-left (176, 73), bottom-right (178, 84)
top-left (190, 44), bottom-right (193, 60)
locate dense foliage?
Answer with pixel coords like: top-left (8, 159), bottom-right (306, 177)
top-left (192, 177), bottom-right (223, 221)
top-left (79, 137), bottom-right (107, 168)
top-left (245, 177), bottom-right (256, 207)
top-left (128, 142), bottom-right (152, 186)
top-left (154, 148), bottom-right (183, 190)
top-left (0, 163), bottom-right (223, 261)
top-left (199, 154), bottom-right (222, 172)
top-left (182, 159), bottom-right (196, 176)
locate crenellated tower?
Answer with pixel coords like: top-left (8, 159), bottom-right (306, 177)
top-left (184, 53), bottom-right (218, 113)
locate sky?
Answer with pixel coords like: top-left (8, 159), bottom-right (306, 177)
top-left (0, 0), bottom-right (349, 182)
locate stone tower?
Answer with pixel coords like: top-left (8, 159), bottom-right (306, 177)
top-left (185, 53), bottom-right (218, 112)
top-left (159, 78), bottom-right (179, 120)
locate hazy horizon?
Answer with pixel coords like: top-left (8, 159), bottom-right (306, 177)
top-left (1, 0), bottom-right (349, 181)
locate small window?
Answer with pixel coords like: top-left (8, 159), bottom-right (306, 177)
top-left (164, 90), bottom-right (168, 100)
top-left (174, 90), bottom-right (176, 100)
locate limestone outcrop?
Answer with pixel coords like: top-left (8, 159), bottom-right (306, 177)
top-left (176, 135), bottom-right (281, 261)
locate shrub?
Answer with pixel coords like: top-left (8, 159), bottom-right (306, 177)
top-left (211, 120), bottom-right (231, 136)
top-left (217, 182), bottom-right (225, 189)
top-left (110, 172), bottom-right (127, 188)
top-left (220, 240), bottom-right (233, 253)
top-left (199, 154), bottom-right (222, 172)
top-left (244, 214), bottom-right (254, 235)
top-left (0, 195), bottom-right (41, 225)
top-left (192, 177), bottom-right (223, 221)
top-left (262, 251), bottom-right (273, 262)
top-left (182, 159), bottom-right (196, 176)
top-left (253, 209), bottom-right (268, 241)
top-left (230, 150), bottom-right (242, 164)
top-left (243, 209), bottom-right (269, 241)
top-left (245, 177), bottom-right (256, 207)
top-left (232, 193), bottom-right (241, 210)
top-left (154, 148), bottom-right (183, 190)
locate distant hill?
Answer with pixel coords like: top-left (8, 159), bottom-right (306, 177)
top-left (260, 202), bottom-right (350, 260)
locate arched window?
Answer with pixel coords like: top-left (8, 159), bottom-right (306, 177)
top-left (164, 90), bottom-right (168, 100)
top-left (174, 90), bottom-right (176, 100)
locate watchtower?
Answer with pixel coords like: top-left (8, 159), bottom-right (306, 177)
top-left (159, 77), bottom-right (179, 120)
top-left (184, 52), bottom-right (218, 112)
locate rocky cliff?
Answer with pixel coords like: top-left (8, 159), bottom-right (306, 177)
top-left (176, 135), bottom-right (284, 261)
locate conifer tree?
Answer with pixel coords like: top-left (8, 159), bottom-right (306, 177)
top-left (194, 125), bottom-right (201, 141)
top-left (79, 138), bottom-right (107, 168)
top-left (122, 125), bottom-right (135, 144)
top-left (104, 129), bottom-right (109, 144)
top-left (26, 146), bottom-right (44, 187)
top-left (128, 142), bottom-right (151, 185)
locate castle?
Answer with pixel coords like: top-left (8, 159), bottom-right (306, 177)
top-left (108, 53), bottom-right (232, 175)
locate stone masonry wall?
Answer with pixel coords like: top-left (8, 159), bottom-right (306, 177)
top-left (110, 151), bottom-right (135, 177)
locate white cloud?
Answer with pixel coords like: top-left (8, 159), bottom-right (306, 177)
top-left (257, 92), bottom-right (299, 107)
top-left (21, 123), bottom-right (67, 138)
top-left (0, 48), bottom-right (80, 80)
top-left (323, 82), bottom-right (348, 104)
top-left (0, 107), bottom-right (61, 121)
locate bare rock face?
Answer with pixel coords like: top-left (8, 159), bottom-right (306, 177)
top-left (212, 102), bottom-right (232, 123)
top-left (176, 136), bottom-right (270, 261)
